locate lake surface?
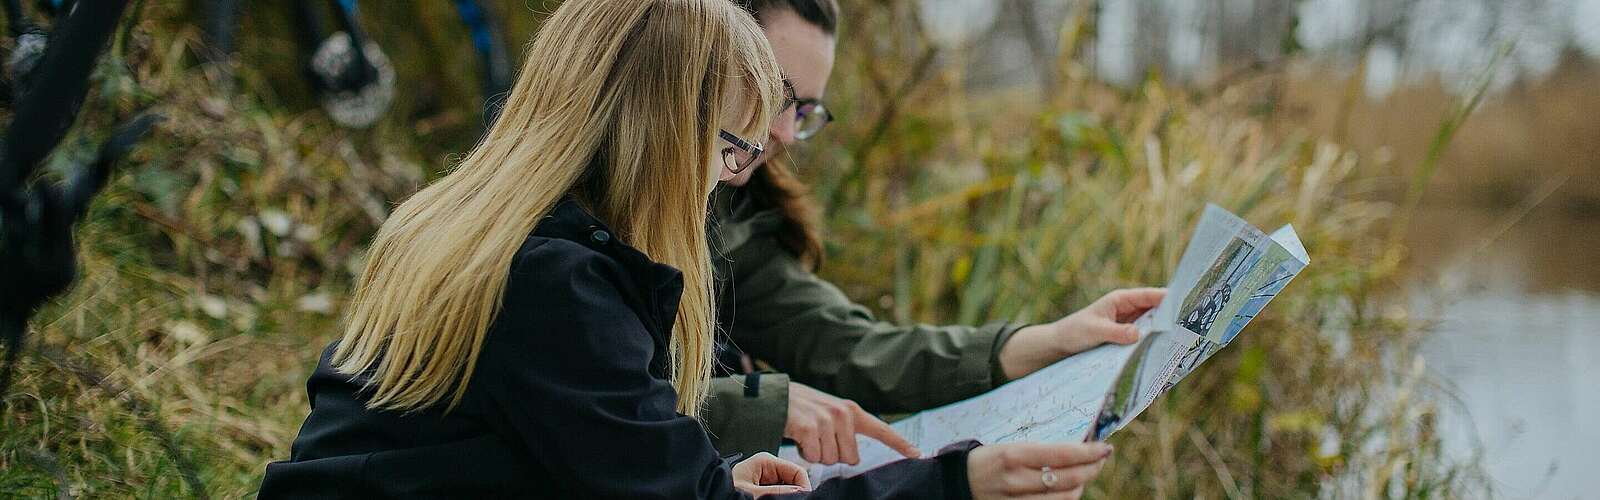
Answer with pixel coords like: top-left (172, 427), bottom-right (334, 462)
top-left (1406, 207), bottom-right (1600, 498)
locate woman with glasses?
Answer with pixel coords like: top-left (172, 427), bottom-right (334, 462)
top-left (260, 0), bottom-right (1111, 498)
top-left (703, 0), bottom-right (1163, 481)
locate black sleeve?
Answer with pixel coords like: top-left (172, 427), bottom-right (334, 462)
top-left (775, 441), bottom-right (982, 500)
top-left (481, 241), bottom-right (976, 499)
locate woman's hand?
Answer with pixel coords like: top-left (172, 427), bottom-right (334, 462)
top-left (732, 452), bottom-right (813, 497)
top-left (998, 288), bottom-right (1165, 381)
top-left (967, 442), bottom-right (1113, 499)
top-left (786, 382), bottom-right (921, 465)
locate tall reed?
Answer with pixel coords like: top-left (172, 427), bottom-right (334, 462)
top-left (793, 2), bottom-right (1484, 497)
top-left (0, 2), bottom-right (1480, 497)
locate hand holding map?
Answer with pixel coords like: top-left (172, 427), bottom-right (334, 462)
top-left (782, 204), bottom-right (1310, 482)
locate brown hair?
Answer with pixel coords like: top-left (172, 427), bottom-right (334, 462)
top-left (746, 156), bottom-right (825, 270)
top-left (733, 0), bottom-right (839, 271)
top-left (734, 0), bottom-right (839, 35)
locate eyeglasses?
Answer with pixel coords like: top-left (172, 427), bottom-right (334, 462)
top-left (714, 80), bottom-right (791, 175)
top-left (791, 99), bottom-right (834, 140)
top-left (777, 79), bottom-right (835, 141)
top-left (718, 129), bottom-right (763, 175)
top-left (716, 80), bottom-right (832, 175)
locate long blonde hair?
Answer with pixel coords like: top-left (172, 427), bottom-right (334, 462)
top-left (332, 0), bottom-right (785, 416)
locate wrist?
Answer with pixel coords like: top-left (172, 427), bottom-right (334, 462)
top-left (988, 323), bottom-right (1028, 385)
top-left (1033, 321), bottom-right (1070, 357)
top-left (999, 324), bottom-right (1063, 380)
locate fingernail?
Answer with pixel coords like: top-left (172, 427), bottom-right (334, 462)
top-left (911, 448), bottom-right (923, 457)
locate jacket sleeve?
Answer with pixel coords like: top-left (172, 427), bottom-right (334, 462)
top-left (773, 441), bottom-right (982, 500)
top-left (726, 235), bottom-right (1026, 414)
top-left (479, 241), bottom-right (748, 500)
top-left (482, 241), bottom-right (978, 499)
top-left (703, 373), bottom-right (791, 457)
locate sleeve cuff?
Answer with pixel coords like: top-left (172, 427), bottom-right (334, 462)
top-left (937, 440), bottom-right (983, 500)
top-left (985, 322), bottom-right (1031, 387)
top-left (703, 373), bottom-right (790, 457)
top-left (747, 372), bottom-right (790, 454)
top-left (953, 321), bottom-right (1021, 397)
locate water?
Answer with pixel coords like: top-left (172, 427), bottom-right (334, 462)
top-left (1407, 208), bottom-right (1600, 498)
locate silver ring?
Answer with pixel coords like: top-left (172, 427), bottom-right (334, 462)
top-left (1041, 465), bottom-right (1059, 489)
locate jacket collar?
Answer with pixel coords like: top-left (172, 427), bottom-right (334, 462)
top-left (708, 186), bottom-right (785, 252)
top-left (534, 197), bottom-right (663, 273)
top-left (533, 197), bottom-right (684, 324)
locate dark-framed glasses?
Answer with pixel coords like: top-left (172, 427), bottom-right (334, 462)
top-left (791, 99), bottom-right (834, 140)
top-left (718, 129), bottom-right (763, 175)
top-left (777, 78), bottom-right (835, 140)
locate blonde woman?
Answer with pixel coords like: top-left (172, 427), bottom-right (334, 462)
top-left (261, 0), bottom-right (1111, 498)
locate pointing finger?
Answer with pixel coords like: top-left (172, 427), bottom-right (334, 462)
top-left (854, 408), bottom-right (922, 459)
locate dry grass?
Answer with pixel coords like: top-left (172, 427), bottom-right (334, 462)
top-left (1276, 57), bottom-right (1600, 211)
top-left (792, 3), bottom-right (1485, 497)
top-left (0, 1), bottom-right (1484, 498)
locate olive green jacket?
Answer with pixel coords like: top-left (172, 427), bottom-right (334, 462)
top-left (701, 188), bottom-right (1025, 457)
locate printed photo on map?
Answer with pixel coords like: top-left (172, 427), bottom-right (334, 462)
top-left (1216, 225), bottom-right (1310, 344)
top-left (1177, 233), bottom-right (1261, 341)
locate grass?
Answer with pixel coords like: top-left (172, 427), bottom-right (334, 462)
top-left (0, 1), bottom-right (1484, 498)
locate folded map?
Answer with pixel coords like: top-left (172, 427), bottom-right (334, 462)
top-left (781, 204), bottom-right (1311, 481)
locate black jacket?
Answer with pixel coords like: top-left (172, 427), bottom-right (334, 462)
top-left (258, 197), bottom-right (979, 499)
